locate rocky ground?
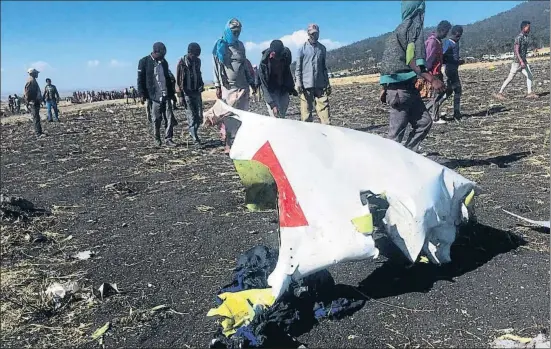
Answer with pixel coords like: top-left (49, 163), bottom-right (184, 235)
top-left (1, 61), bottom-right (549, 348)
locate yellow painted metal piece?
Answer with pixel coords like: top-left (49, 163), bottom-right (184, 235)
top-left (351, 214), bottom-right (374, 234)
top-left (233, 160), bottom-right (277, 211)
top-left (464, 189), bottom-right (475, 206)
top-left (207, 288), bottom-right (276, 337)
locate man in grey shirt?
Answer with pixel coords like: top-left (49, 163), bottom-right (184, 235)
top-left (295, 23), bottom-right (332, 125)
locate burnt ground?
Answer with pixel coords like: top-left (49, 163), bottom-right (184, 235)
top-left (1, 61), bottom-right (549, 348)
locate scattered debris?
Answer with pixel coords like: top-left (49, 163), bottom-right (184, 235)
top-left (97, 283), bottom-right (119, 300)
top-left (491, 333), bottom-right (550, 348)
top-left (45, 281), bottom-right (81, 310)
top-left (91, 322), bottom-right (111, 344)
top-left (73, 250), bottom-right (94, 260)
top-left (503, 209), bottom-right (550, 229)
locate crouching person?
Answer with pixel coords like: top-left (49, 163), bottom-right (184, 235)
top-left (259, 40), bottom-right (297, 118)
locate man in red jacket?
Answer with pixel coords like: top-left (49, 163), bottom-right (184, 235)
top-left (424, 20), bottom-right (451, 124)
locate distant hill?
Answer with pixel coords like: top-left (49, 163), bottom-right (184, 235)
top-left (324, 0), bottom-right (550, 74)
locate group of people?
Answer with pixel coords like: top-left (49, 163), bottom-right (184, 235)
top-left (23, 70), bottom-right (63, 137)
top-left (71, 89), bottom-right (127, 104)
top-left (136, 19), bottom-right (332, 150)
top-left (22, 0), bottom-right (539, 152)
top-left (378, 0), bottom-right (538, 153)
top-left (6, 94), bottom-right (21, 114)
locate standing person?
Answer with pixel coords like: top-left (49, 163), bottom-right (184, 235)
top-left (295, 23), bottom-right (332, 125)
top-left (212, 18), bottom-right (254, 151)
top-left (13, 94), bottom-right (21, 114)
top-left (424, 20), bottom-right (451, 124)
top-left (137, 42), bottom-right (178, 147)
top-left (24, 68), bottom-right (45, 138)
top-left (129, 86), bottom-right (137, 104)
top-left (440, 25), bottom-right (465, 120)
top-left (43, 78), bottom-right (61, 122)
top-left (176, 42), bottom-right (205, 144)
top-left (379, 0), bottom-right (445, 153)
top-left (495, 21), bottom-right (538, 99)
top-left (8, 95), bottom-right (14, 113)
top-left (259, 40), bottom-right (298, 118)
top-left (124, 88), bottom-right (129, 104)
top-left (252, 65), bottom-right (262, 103)
top-left (212, 18), bottom-right (254, 110)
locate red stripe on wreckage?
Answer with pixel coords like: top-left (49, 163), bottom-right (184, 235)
top-left (252, 141), bottom-right (309, 228)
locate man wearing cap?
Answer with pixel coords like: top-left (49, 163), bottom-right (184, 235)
top-left (259, 40), bottom-right (298, 118)
top-left (295, 23), bottom-right (331, 125)
top-left (24, 68), bottom-right (45, 137)
top-left (43, 78), bottom-right (61, 122)
top-left (379, 0), bottom-right (444, 153)
top-left (137, 42), bottom-right (177, 147)
top-left (176, 42), bottom-right (205, 144)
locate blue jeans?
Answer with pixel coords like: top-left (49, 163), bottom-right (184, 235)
top-left (46, 100), bottom-right (59, 121)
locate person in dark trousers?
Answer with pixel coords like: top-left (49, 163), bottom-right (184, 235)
top-left (13, 94), bottom-right (21, 114)
top-left (379, 0), bottom-right (444, 154)
top-left (43, 78), bottom-right (61, 122)
top-left (496, 21), bottom-right (538, 99)
top-left (24, 68), bottom-right (45, 138)
top-left (424, 20), bottom-right (451, 123)
top-left (176, 42), bottom-right (205, 144)
top-left (438, 25), bottom-right (465, 120)
top-left (259, 40), bottom-right (298, 118)
top-left (252, 65), bottom-right (262, 103)
top-left (137, 42), bottom-right (177, 147)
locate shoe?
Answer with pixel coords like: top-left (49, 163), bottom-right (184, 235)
top-left (47, 119), bottom-right (53, 122)
top-left (36, 133), bottom-right (47, 139)
top-left (526, 93), bottom-right (539, 99)
top-left (154, 138), bottom-right (162, 147)
top-left (54, 119), bottom-right (60, 122)
top-left (434, 119), bottom-right (447, 124)
top-left (165, 139), bottom-right (177, 147)
top-left (494, 93), bottom-right (506, 101)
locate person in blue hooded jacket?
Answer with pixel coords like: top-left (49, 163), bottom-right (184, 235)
top-left (212, 18), bottom-right (254, 111)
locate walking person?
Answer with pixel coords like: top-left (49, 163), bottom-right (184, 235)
top-left (24, 68), bottom-right (45, 138)
top-left (379, 0), bottom-right (445, 153)
top-left (259, 40), bottom-right (298, 118)
top-left (495, 21), bottom-right (538, 100)
top-left (137, 42), bottom-right (178, 147)
top-left (43, 78), bottom-right (61, 122)
top-left (424, 20), bottom-right (451, 124)
top-left (439, 25), bottom-right (465, 120)
top-left (295, 23), bottom-right (332, 125)
top-left (177, 42), bottom-right (205, 145)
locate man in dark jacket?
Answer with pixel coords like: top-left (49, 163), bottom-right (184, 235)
top-left (43, 78), bottom-right (61, 122)
top-left (379, 0), bottom-right (444, 153)
top-left (24, 68), bottom-right (45, 138)
top-left (259, 40), bottom-right (297, 118)
top-left (176, 42), bottom-right (205, 144)
top-left (424, 20), bottom-right (451, 123)
top-left (137, 42), bottom-right (177, 147)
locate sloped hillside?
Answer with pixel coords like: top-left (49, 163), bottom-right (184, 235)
top-left (325, 0), bottom-right (550, 73)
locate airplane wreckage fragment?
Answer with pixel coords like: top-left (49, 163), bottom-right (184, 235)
top-left (208, 101), bottom-right (478, 299)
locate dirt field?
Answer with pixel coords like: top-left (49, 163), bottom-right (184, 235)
top-left (1, 61), bottom-right (549, 348)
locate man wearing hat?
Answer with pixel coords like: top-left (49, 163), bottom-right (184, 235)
top-left (259, 40), bottom-right (298, 118)
top-left (295, 23), bottom-right (332, 125)
top-left (137, 42), bottom-right (177, 147)
top-left (24, 68), bottom-right (45, 137)
top-left (176, 42), bottom-right (205, 145)
top-left (379, 0), bottom-right (445, 153)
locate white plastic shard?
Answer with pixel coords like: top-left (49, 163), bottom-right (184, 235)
top-left (215, 101), bottom-right (477, 299)
top-left (502, 209), bottom-right (550, 229)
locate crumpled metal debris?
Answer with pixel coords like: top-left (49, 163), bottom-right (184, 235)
top-left (45, 281), bottom-right (81, 309)
top-left (503, 209), bottom-right (550, 229)
top-left (97, 283), bottom-right (119, 300)
top-left (491, 333), bottom-right (550, 348)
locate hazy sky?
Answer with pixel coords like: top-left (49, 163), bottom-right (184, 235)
top-left (1, 1), bottom-right (523, 94)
